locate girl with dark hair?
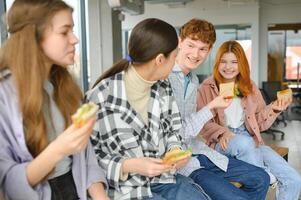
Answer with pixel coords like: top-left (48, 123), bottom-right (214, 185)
top-left (87, 18), bottom-right (210, 200)
top-left (0, 0), bottom-right (108, 199)
top-left (198, 40), bottom-right (301, 200)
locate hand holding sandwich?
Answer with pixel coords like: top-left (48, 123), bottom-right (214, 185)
top-left (163, 148), bottom-right (192, 170)
top-left (122, 148), bottom-right (192, 177)
top-left (122, 157), bottom-right (172, 177)
top-left (271, 89), bottom-right (292, 113)
top-left (50, 102), bottom-right (98, 159)
top-left (208, 95), bottom-right (232, 110)
top-left (26, 104), bottom-right (97, 187)
top-left (50, 116), bottom-right (96, 158)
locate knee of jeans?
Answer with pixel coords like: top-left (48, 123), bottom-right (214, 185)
top-left (229, 136), bottom-right (255, 154)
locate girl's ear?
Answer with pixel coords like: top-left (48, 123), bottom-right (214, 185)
top-left (155, 53), bottom-right (165, 66)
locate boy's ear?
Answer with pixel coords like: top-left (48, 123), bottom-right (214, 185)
top-left (155, 53), bottom-right (165, 66)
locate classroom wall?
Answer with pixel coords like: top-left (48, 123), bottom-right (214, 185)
top-left (121, 0), bottom-right (301, 86)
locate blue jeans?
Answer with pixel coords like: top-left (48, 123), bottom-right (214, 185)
top-left (143, 174), bottom-right (211, 200)
top-left (189, 155), bottom-right (269, 200)
top-left (215, 125), bottom-right (301, 200)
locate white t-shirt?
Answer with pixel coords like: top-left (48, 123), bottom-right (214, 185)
top-left (224, 97), bottom-right (245, 128)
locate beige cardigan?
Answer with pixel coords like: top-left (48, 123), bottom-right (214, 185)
top-left (197, 76), bottom-right (280, 148)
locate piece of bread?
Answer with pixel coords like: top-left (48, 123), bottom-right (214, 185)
top-left (219, 82), bottom-right (235, 99)
top-left (277, 88), bottom-right (292, 102)
top-left (72, 102), bottom-right (98, 127)
top-left (163, 148), bottom-right (192, 165)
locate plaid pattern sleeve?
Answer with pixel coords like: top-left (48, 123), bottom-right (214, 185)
top-left (163, 81), bottom-right (183, 150)
top-left (87, 80), bottom-right (125, 192)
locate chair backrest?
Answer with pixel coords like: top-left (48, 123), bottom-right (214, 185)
top-left (259, 88), bottom-right (268, 103)
top-left (262, 81), bottom-right (281, 103)
top-left (196, 74), bottom-right (208, 84)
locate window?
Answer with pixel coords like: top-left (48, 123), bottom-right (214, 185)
top-left (285, 30), bottom-right (301, 81)
top-left (268, 24), bottom-right (301, 82)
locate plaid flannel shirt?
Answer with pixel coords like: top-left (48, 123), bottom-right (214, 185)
top-left (86, 71), bottom-right (183, 200)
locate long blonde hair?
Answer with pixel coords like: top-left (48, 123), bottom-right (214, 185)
top-left (0, 0), bottom-right (82, 157)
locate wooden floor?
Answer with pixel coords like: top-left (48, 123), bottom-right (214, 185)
top-left (262, 119), bottom-right (301, 199)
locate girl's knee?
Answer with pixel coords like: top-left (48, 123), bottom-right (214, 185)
top-left (228, 135), bottom-right (255, 154)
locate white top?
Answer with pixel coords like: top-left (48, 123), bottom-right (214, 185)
top-left (224, 97), bottom-right (245, 128)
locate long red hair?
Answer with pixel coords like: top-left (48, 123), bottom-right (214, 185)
top-left (213, 40), bottom-right (253, 96)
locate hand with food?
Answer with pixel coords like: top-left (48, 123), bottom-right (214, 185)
top-left (219, 82), bottom-right (235, 99)
top-left (163, 148), bottom-right (192, 166)
top-left (72, 102), bottom-right (99, 127)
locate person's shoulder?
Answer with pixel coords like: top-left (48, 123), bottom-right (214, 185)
top-left (86, 72), bottom-right (123, 103)
top-left (158, 79), bottom-right (172, 93)
top-left (248, 80), bottom-right (259, 93)
top-left (86, 76), bottom-right (112, 103)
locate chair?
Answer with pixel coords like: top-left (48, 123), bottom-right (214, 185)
top-left (196, 74), bottom-right (208, 84)
top-left (291, 91), bottom-right (301, 115)
top-left (260, 85), bottom-right (285, 140)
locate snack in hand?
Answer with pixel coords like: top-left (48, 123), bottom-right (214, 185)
top-left (163, 148), bottom-right (192, 165)
top-left (72, 102), bottom-right (98, 127)
top-left (219, 82), bottom-right (235, 99)
top-left (277, 88), bottom-right (292, 102)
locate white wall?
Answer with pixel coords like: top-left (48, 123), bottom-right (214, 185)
top-left (122, 0), bottom-right (301, 86)
top-left (86, 0), bottom-right (115, 86)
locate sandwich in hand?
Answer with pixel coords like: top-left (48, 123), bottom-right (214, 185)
top-left (163, 148), bottom-right (192, 165)
top-left (219, 82), bottom-right (235, 99)
top-left (72, 102), bottom-right (98, 127)
top-left (277, 88), bottom-right (292, 102)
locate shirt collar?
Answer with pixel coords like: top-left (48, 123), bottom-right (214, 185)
top-left (172, 64), bottom-right (192, 80)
